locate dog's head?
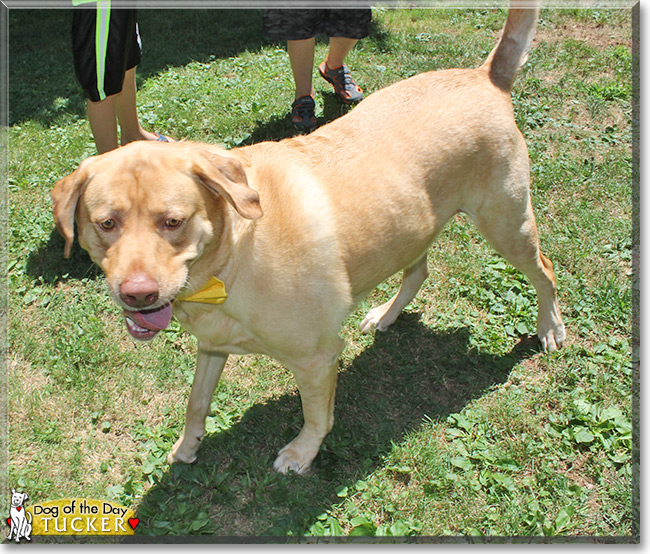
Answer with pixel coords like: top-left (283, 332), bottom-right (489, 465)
top-left (51, 141), bottom-right (262, 340)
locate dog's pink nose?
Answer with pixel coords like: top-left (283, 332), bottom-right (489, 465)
top-left (120, 273), bottom-right (159, 308)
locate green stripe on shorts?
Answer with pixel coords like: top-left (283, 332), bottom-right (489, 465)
top-left (95, 0), bottom-right (111, 101)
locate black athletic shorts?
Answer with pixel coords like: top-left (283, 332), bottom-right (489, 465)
top-left (262, 9), bottom-right (372, 41)
top-left (72, 6), bottom-right (142, 102)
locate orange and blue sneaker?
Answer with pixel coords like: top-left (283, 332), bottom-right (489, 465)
top-left (318, 62), bottom-right (364, 104)
top-left (291, 95), bottom-right (318, 132)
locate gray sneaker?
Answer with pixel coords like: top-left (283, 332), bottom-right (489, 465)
top-left (318, 62), bottom-right (364, 104)
top-left (291, 95), bottom-right (318, 132)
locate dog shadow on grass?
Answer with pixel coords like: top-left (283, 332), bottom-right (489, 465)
top-left (131, 311), bottom-right (539, 540)
top-left (25, 229), bottom-right (101, 285)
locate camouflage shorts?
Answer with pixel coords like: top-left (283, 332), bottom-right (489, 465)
top-left (262, 8), bottom-right (372, 41)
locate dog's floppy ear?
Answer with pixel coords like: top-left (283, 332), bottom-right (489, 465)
top-left (191, 151), bottom-right (263, 220)
top-left (51, 161), bottom-right (92, 258)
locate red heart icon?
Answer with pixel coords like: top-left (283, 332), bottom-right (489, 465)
top-left (17, 507), bottom-right (21, 511)
top-left (6, 517), bottom-right (11, 527)
top-left (128, 518), bottom-right (140, 530)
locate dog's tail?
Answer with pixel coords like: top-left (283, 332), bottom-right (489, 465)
top-left (480, 1), bottom-right (540, 91)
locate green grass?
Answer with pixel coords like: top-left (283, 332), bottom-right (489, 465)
top-left (5, 7), bottom-right (636, 542)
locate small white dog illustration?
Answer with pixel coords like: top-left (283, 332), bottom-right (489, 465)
top-left (7, 488), bottom-right (32, 542)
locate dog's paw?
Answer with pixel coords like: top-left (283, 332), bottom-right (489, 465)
top-left (359, 304), bottom-right (398, 334)
top-left (167, 437), bottom-right (199, 465)
top-left (538, 321), bottom-right (566, 353)
top-left (273, 444), bottom-right (316, 475)
top-left (167, 449), bottom-right (197, 465)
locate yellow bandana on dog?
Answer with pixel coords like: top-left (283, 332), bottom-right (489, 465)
top-left (177, 276), bottom-right (228, 304)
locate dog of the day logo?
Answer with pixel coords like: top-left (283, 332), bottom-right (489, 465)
top-left (6, 489), bottom-right (32, 542)
top-left (6, 490), bottom-right (139, 540)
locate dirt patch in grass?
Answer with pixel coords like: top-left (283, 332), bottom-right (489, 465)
top-left (536, 16), bottom-right (631, 50)
top-left (562, 453), bottom-right (596, 490)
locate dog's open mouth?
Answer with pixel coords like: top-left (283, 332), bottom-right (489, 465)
top-left (124, 303), bottom-right (173, 341)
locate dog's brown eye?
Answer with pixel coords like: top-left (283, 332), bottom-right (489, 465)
top-left (165, 218), bottom-right (183, 229)
top-left (99, 219), bottom-right (116, 230)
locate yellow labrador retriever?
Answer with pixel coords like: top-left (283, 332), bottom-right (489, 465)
top-left (51, 5), bottom-right (565, 474)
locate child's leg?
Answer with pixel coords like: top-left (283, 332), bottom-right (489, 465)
top-left (287, 38), bottom-right (316, 100)
top-left (324, 37), bottom-right (358, 70)
top-left (114, 66), bottom-right (158, 145)
top-left (86, 97), bottom-right (118, 154)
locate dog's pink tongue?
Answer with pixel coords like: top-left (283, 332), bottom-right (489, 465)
top-left (128, 303), bottom-right (173, 331)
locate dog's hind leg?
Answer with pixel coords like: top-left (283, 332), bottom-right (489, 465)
top-left (360, 255), bottom-right (428, 333)
top-left (168, 350), bottom-right (228, 464)
top-left (468, 180), bottom-right (566, 352)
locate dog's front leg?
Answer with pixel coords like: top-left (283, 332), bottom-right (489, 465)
top-left (274, 349), bottom-right (341, 474)
top-left (167, 349), bottom-right (228, 464)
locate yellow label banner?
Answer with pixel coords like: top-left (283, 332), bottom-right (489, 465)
top-left (26, 498), bottom-right (137, 536)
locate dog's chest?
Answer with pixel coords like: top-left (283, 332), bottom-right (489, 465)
top-left (173, 303), bottom-right (263, 355)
